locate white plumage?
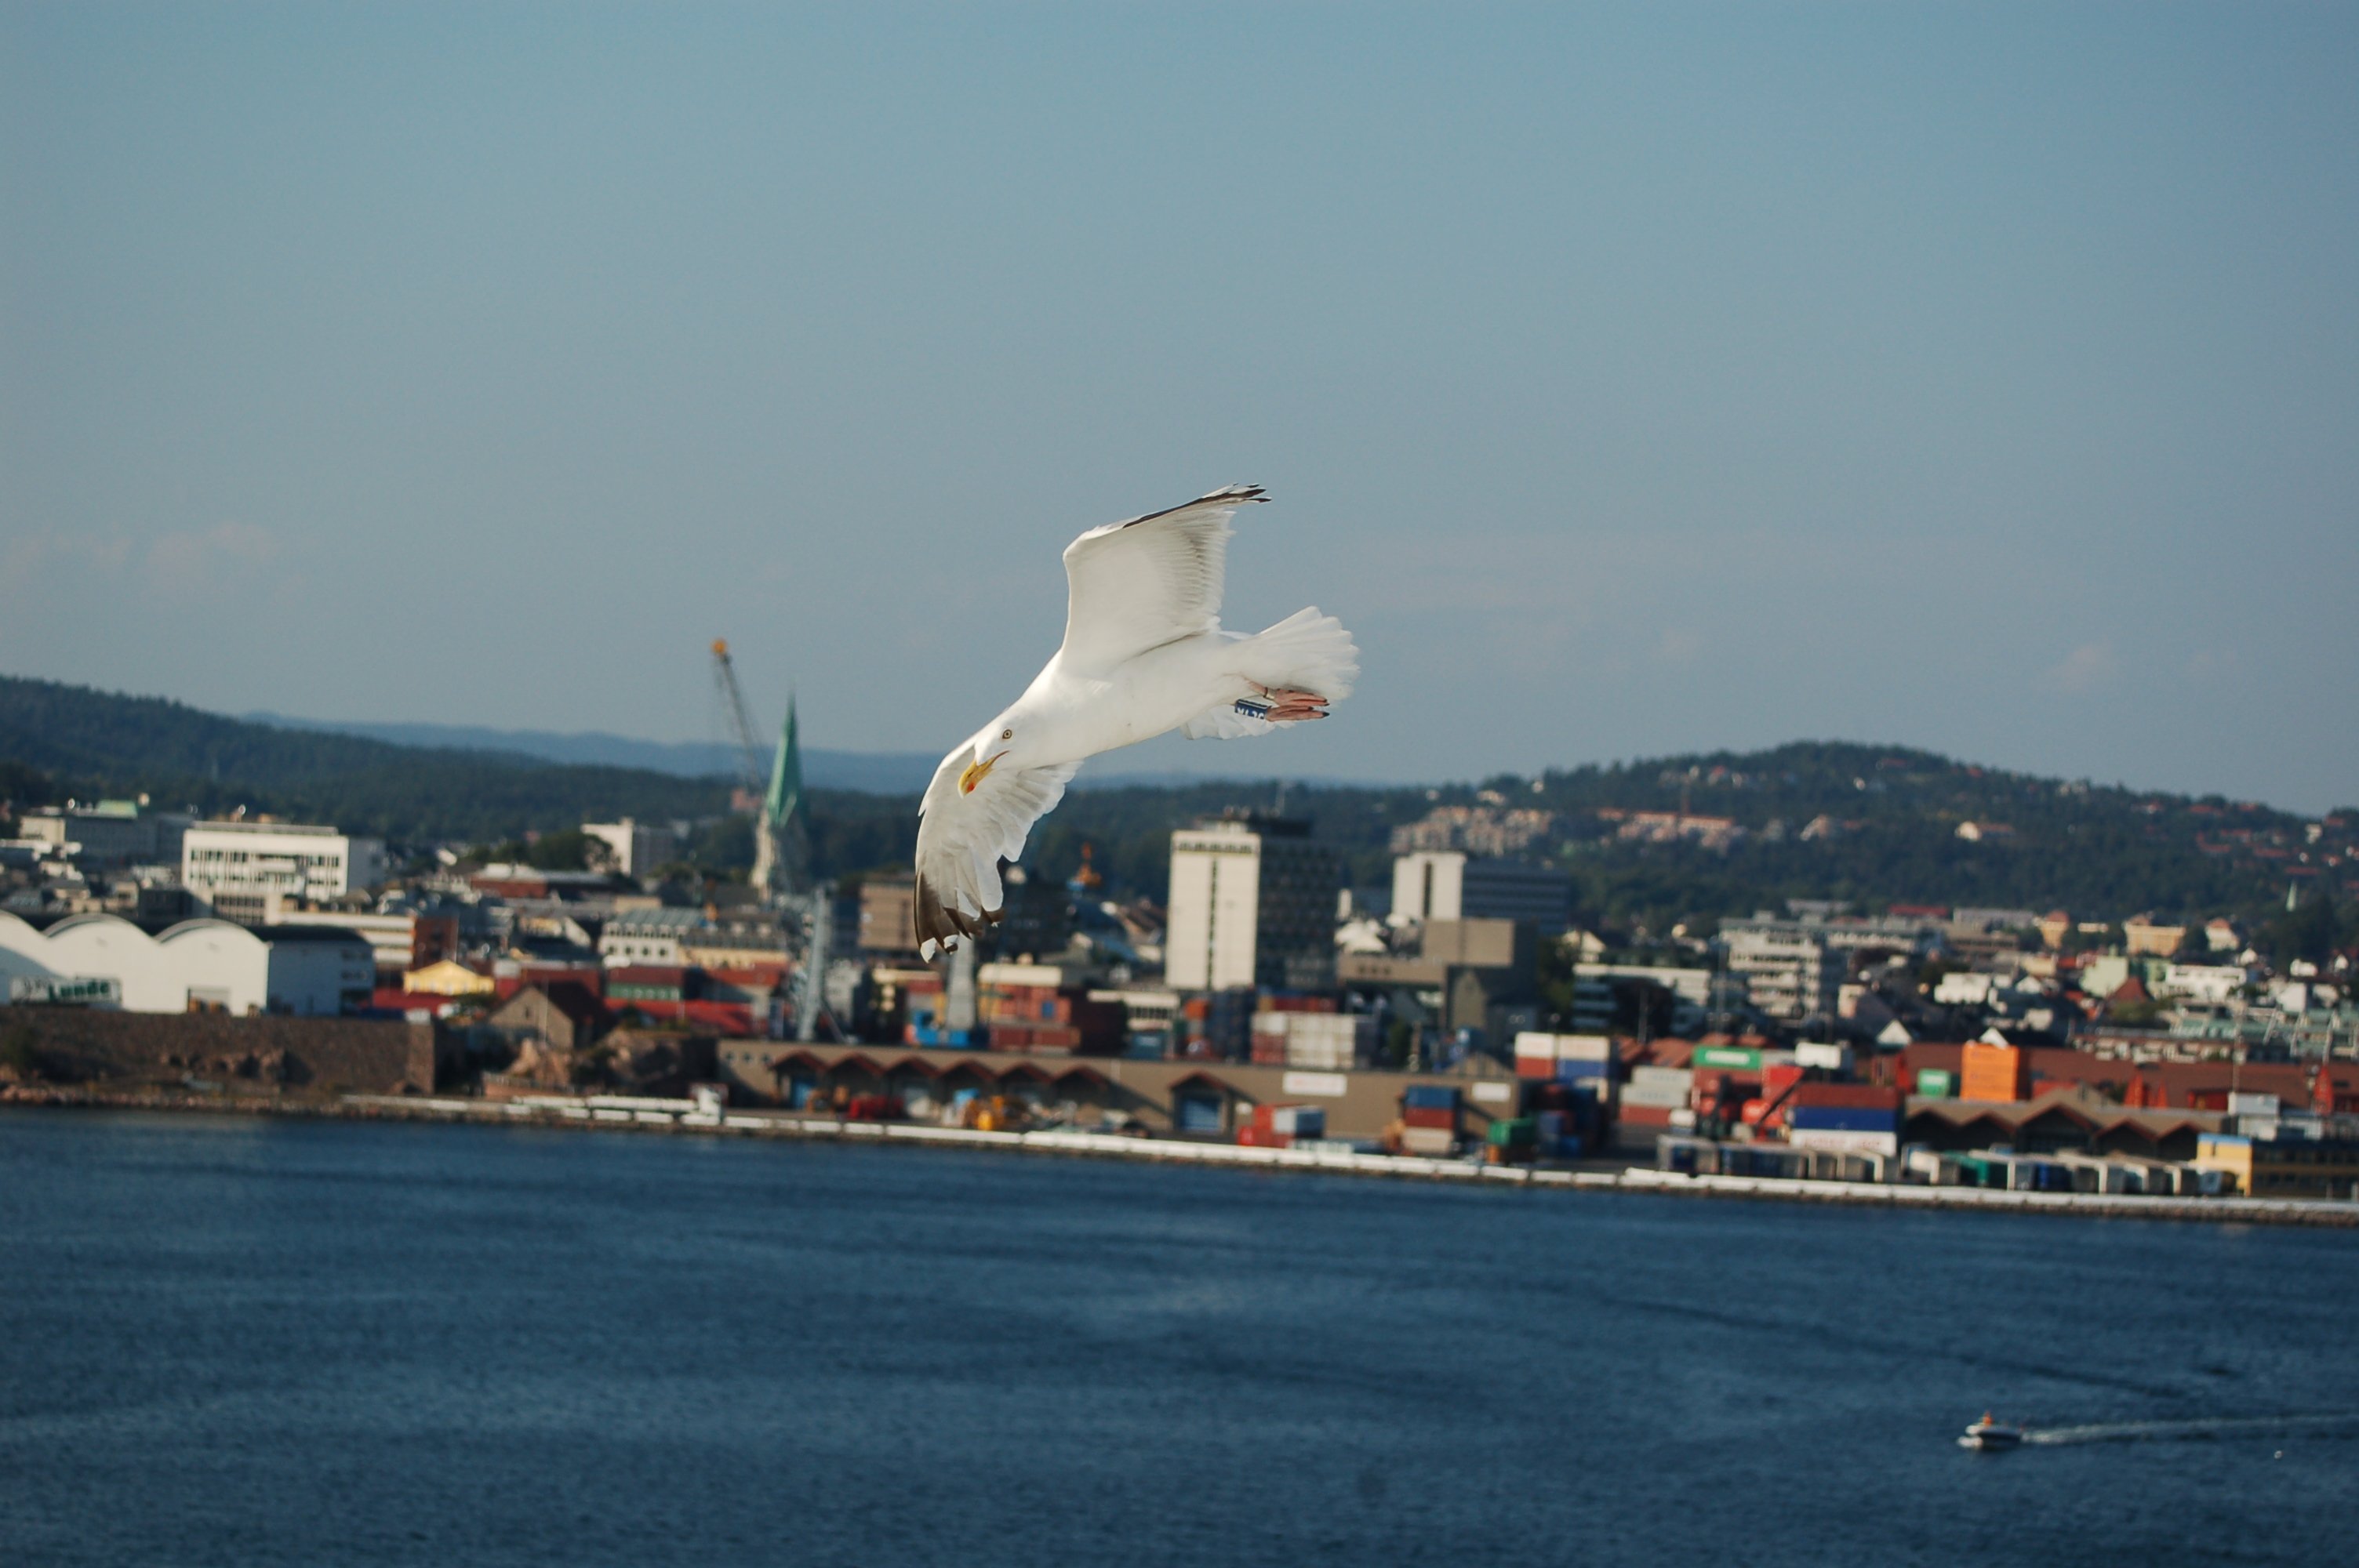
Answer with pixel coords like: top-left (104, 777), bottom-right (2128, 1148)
top-left (913, 485), bottom-right (1359, 959)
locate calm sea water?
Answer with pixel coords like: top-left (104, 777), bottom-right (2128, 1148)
top-left (3, 1110), bottom-right (2355, 1567)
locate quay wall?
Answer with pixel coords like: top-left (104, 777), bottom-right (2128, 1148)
top-left (1, 1007), bottom-right (443, 1096)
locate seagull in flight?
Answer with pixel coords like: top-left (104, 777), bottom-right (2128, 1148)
top-left (914, 485), bottom-right (1358, 959)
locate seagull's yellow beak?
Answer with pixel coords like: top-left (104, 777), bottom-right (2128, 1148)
top-left (960, 751), bottom-right (1007, 794)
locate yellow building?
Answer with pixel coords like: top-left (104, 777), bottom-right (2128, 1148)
top-left (403, 959), bottom-right (494, 996)
top-left (2194, 1133), bottom-right (2359, 1200)
top-left (2123, 915), bottom-right (2188, 958)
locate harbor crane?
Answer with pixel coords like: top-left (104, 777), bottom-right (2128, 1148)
top-left (711, 638), bottom-right (780, 897)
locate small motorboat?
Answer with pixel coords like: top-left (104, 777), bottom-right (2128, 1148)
top-left (1958, 1412), bottom-right (2025, 1452)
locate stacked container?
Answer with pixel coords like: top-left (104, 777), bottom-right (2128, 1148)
top-left (1287, 1012), bottom-right (1373, 1070)
top-left (1512, 1033), bottom-right (1616, 1084)
top-left (1960, 1042), bottom-right (2028, 1102)
top-left (1236, 1102), bottom-right (1328, 1148)
top-left (1785, 1082), bottom-right (1905, 1154)
top-left (1532, 1109), bottom-right (1579, 1160)
top-left (1619, 1064), bottom-right (1693, 1130)
top-left (1249, 1010), bottom-right (1375, 1069)
top-left (1513, 1032), bottom-right (1618, 1082)
top-left (1398, 1083), bottom-right (1459, 1156)
top-left (1178, 988), bottom-right (1257, 1059)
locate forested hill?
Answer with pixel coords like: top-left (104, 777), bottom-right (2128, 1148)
top-left (803, 743), bottom-right (2353, 942)
top-left (3, 675), bottom-right (2350, 942)
top-left (0, 675), bottom-right (729, 843)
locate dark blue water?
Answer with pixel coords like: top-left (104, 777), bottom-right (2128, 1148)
top-left (4, 1111), bottom-right (2355, 1566)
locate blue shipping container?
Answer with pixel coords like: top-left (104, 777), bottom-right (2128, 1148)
top-left (1402, 1085), bottom-right (1459, 1109)
top-left (1788, 1106), bottom-right (1899, 1133)
top-left (1555, 1059), bottom-right (1612, 1083)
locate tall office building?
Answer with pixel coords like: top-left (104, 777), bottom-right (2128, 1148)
top-left (1165, 814), bottom-right (1339, 993)
top-left (1391, 850), bottom-right (1573, 933)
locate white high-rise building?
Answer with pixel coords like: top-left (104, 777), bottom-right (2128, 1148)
top-left (582, 818), bottom-right (677, 877)
top-left (1165, 815), bottom-right (1338, 993)
top-left (181, 821), bottom-right (387, 920)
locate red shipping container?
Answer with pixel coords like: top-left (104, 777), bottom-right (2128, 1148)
top-left (1402, 1106), bottom-right (1457, 1130)
top-left (1618, 1104), bottom-right (1675, 1127)
top-left (1789, 1082), bottom-right (1904, 1112)
top-left (1763, 1064), bottom-right (1805, 1100)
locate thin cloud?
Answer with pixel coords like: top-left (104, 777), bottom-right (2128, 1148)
top-left (0, 530), bottom-right (136, 595)
top-left (146, 521), bottom-right (278, 580)
top-left (2046, 641), bottom-right (2117, 695)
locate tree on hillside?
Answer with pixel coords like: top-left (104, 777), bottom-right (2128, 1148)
top-left (2262, 892), bottom-right (2353, 968)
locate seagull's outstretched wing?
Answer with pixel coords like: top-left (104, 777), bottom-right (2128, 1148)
top-left (1056, 484), bottom-right (1266, 674)
top-left (912, 743), bottom-right (1082, 959)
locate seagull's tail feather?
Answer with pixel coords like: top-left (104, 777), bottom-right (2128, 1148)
top-left (1240, 607), bottom-right (1360, 704)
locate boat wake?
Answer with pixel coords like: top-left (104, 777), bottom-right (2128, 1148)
top-left (2023, 1413), bottom-right (2359, 1447)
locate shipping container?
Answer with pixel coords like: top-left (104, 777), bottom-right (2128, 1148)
top-left (1787, 1105), bottom-right (1901, 1134)
top-left (1486, 1116), bottom-right (1538, 1147)
top-left (1787, 1127), bottom-right (1898, 1155)
top-left (1512, 1031), bottom-right (1615, 1062)
top-left (1961, 1042), bottom-right (2027, 1102)
top-left (1789, 1082), bottom-right (1904, 1112)
top-left (1402, 1105), bottom-right (1457, 1130)
top-left (1401, 1084), bottom-right (1460, 1110)
top-left (1399, 1126), bottom-right (1457, 1156)
top-left (1914, 1069), bottom-right (1954, 1098)
top-left (1629, 1065), bottom-right (1693, 1092)
top-left (1286, 1044), bottom-right (1356, 1071)
top-left (1252, 1104), bottom-right (1327, 1138)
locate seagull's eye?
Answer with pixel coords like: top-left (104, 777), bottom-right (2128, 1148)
top-left (1001, 728), bottom-right (1013, 740)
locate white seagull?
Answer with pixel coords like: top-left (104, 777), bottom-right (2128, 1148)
top-left (913, 485), bottom-right (1358, 959)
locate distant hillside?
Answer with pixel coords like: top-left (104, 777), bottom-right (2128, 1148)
top-left (2, 676), bottom-right (730, 844)
top-left (4, 675), bottom-right (2350, 947)
top-left (718, 740), bottom-right (2357, 947)
top-left (245, 712), bottom-right (940, 794)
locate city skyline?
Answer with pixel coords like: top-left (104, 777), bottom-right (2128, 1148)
top-left (5, 5), bottom-right (2355, 813)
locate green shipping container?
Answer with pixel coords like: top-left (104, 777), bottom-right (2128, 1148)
top-left (1486, 1117), bottom-right (1539, 1146)
top-left (1916, 1069), bottom-right (1955, 1098)
top-left (1694, 1047), bottom-right (1763, 1071)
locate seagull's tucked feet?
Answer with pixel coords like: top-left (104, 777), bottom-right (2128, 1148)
top-left (1254, 684), bottom-right (1331, 722)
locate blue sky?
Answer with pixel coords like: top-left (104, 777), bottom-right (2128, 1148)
top-left (5, 3), bottom-right (2354, 811)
